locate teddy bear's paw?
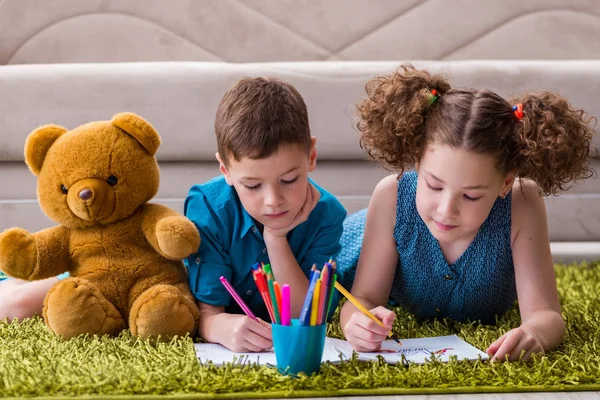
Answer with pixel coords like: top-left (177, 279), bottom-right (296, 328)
top-left (129, 284), bottom-right (200, 341)
top-left (43, 277), bottom-right (126, 340)
top-left (155, 216), bottom-right (201, 260)
top-left (0, 227), bottom-right (37, 279)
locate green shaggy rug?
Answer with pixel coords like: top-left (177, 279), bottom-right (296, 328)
top-left (1, 262), bottom-right (600, 399)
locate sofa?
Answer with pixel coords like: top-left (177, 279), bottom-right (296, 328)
top-left (0, 60), bottom-right (599, 262)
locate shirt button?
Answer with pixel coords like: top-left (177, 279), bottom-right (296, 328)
top-left (444, 275), bottom-right (453, 280)
top-left (246, 289), bottom-right (253, 296)
top-left (195, 257), bottom-right (201, 265)
top-left (262, 247), bottom-right (267, 254)
top-left (252, 226), bottom-right (258, 233)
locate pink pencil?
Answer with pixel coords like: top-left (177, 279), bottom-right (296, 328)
top-left (220, 276), bottom-right (258, 322)
top-left (281, 284), bottom-right (291, 326)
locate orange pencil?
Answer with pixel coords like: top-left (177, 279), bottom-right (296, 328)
top-left (273, 281), bottom-right (283, 315)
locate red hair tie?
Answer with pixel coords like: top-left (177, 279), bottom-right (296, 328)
top-left (429, 89), bottom-right (439, 105)
top-left (512, 103), bottom-right (524, 120)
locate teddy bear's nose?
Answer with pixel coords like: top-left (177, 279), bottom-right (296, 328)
top-left (79, 189), bottom-right (93, 201)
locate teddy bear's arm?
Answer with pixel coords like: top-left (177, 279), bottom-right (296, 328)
top-left (0, 225), bottom-right (71, 280)
top-left (141, 204), bottom-right (201, 261)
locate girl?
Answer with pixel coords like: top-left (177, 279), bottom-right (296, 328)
top-left (339, 64), bottom-right (596, 362)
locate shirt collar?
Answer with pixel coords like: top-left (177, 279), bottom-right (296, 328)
top-left (240, 203), bottom-right (259, 239)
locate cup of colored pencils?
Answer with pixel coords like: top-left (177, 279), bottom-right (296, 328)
top-left (252, 262), bottom-right (336, 375)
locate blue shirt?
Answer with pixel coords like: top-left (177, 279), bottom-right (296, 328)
top-left (184, 176), bottom-right (347, 322)
top-left (337, 172), bottom-right (516, 325)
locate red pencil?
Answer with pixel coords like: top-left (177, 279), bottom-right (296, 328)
top-left (253, 269), bottom-right (275, 321)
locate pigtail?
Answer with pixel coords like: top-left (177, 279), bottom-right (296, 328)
top-left (356, 64), bottom-right (451, 173)
top-left (511, 92), bottom-right (597, 196)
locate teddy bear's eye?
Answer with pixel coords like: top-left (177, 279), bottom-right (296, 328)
top-left (60, 185), bottom-right (68, 194)
top-left (107, 175), bottom-right (118, 186)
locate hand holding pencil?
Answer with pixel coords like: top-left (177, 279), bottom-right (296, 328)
top-left (334, 281), bottom-right (401, 351)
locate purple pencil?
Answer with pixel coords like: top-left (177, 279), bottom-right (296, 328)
top-left (219, 276), bottom-right (258, 321)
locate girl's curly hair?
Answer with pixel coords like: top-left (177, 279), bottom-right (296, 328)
top-left (356, 63), bottom-right (597, 196)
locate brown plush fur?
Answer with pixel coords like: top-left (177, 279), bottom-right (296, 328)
top-left (0, 112), bottom-right (200, 340)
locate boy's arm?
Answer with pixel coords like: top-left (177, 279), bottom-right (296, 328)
top-left (264, 183), bottom-right (346, 317)
top-left (185, 186), bottom-right (272, 352)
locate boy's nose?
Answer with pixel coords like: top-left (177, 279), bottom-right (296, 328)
top-left (264, 189), bottom-right (284, 207)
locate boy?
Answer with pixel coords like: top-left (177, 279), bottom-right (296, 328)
top-left (185, 77), bottom-right (346, 352)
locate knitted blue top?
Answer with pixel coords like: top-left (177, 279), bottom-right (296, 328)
top-left (338, 171), bottom-right (517, 324)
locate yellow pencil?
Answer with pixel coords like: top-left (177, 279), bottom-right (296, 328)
top-left (310, 281), bottom-right (321, 326)
top-left (334, 281), bottom-right (395, 340)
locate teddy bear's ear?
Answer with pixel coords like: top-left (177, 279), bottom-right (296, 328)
top-left (24, 125), bottom-right (68, 176)
top-left (111, 112), bottom-right (161, 156)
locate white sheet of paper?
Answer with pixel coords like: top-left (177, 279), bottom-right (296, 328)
top-left (327, 334), bottom-right (489, 364)
top-left (194, 334), bottom-right (488, 366)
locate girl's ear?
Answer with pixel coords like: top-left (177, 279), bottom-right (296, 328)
top-left (500, 171), bottom-right (516, 197)
top-left (216, 152), bottom-right (233, 186)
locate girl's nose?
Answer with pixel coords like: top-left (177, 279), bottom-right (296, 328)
top-left (438, 196), bottom-right (458, 217)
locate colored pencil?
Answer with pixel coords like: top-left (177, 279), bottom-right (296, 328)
top-left (316, 263), bottom-right (329, 325)
top-left (273, 281), bottom-right (283, 315)
top-left (310, 280), bottom-right (321, 326)
top-left (299, 270), bottom-right (320, 325)
top-left (334, 281), bottom-right (393, 338)
top-left (267, 278), bottom-right (281, 324)
top-left (281, 284), bottom-right (291, 326)
top-left (219, 276), bottom-right (258, 322)
top-left (253, 270), bottom-right (275, 321)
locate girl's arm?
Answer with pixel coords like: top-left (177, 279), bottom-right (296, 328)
top-left (487, 179), bottom-right (565, 361)
top-left (340, 174), bottom-right (400, 350)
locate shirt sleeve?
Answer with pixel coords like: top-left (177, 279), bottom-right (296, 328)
top-left (184, 187), bottom-right (233, 307)
top-left (298, 204), bottom-right (347, 321)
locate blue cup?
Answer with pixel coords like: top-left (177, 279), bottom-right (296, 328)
top-left (271, 319), bottom-right (326, 376)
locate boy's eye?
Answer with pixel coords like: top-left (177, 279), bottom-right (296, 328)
top-left (243, 183), bottom-right (261, 190)
top-left (281, 177), bottom-right (298, 185)
top-left (464, 194), bottom-right (482, 202)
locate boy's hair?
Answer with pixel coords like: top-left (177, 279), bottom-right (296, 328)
top-left (356, 63), bottom-right (597, 196)
top-left (215, 77), bottom-right (311, 165)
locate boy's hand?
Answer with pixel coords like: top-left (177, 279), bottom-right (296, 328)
top-left (265, 183), bottom-right (320, 238)
top-left (486, 326), bottom-right (544, 362)
top-left (343, 306), bottom-right (395, 352)
top-left (220, 314), bottom-right (273, 353)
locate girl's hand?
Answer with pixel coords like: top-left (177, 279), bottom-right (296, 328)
top-left (343, 306), bottom-right (395, 352)
top-left (265, 183), bottom-right (320, 238)
top-left (221, 315), bottom-right (273, 353)
top-left (486, 326), bottom-right (544, 362)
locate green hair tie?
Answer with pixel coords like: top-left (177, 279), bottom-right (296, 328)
top-left (429, 89), bottom-right (439, 105)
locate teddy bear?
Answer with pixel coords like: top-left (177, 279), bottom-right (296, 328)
top-left (0, 112), bottom-right (201, 341)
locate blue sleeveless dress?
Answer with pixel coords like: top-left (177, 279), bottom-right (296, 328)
top-left (337, 171), bottom-right (517, 324)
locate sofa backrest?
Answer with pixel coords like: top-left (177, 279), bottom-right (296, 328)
top-left (0, 61), bottom-right (599, 242)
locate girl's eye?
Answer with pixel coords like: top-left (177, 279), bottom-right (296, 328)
top-left (464, 194), bottom-right (482, 202)
top-left (281, 177), bottom-right (298, 185)
top-left (426, 183), bottom-right (442, 191)
top-left (244, 184), bottom-right (261, 190)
